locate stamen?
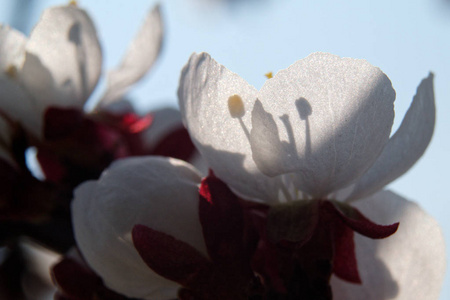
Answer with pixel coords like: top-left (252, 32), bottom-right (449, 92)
top-left (228, 94), bottom-right (245, 118)
top-left (278, 177), bottom-right (294, 203)
top-left (5, 65), bottom-right (17, 79)
top-left (69, 0), bottom-right (78, 6)
top-left (265, 72), bottom-right (273, 79)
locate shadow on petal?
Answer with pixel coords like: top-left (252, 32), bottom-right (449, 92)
top-left (331, 235), bottom-right (399, 300)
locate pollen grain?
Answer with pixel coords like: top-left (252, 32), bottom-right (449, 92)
top-left (228, 94), bottom-right (245, 118)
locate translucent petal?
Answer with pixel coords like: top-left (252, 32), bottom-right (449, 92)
top-left (331, 190), bottom-right (445, 300)
top-left (348, 74), bottom-right (435, 201)
top-left (72, 156), bottom-right (205, 300)
top-left (255, 52), bottom-right (395, 198)
top-left (0, 25), bottom-right (40, 135)
top-left (178, 52), bottom-right (280, 204)
top-left (99, 4), bottom-right (163, 106)
top-left (26, 5), bottom-right (102, 107)
top-left (0, 24), bottom-right (27, 71)
top-left (0, 77), bottom-right (40, 137)
top-left (18, 52), bottom-right (65, 137)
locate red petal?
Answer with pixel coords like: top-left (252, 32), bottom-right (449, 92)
top-left (329, 201), bottom-right (399, 239)
top-left (199, 175), bottom-right (245, 261)
top-left (332, 224), bottom-right (361, 283)
top-left (152, 126), bottom-right (196, 162)
top-left (36, 149), bottom-right (67, 183)
top-left (44, 107), bottom-right (84, 140)
top-left (132, 224), bottom-right (210, 285)
top-left (121, 113), bottom-right (153, 133)
top-left (51, 258), bottom-right (101, 299)
top-left (42, 107), bottom-right (130, 178)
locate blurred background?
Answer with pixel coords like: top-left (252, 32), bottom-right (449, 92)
top-left (1, 0), bottom-right (449, 299)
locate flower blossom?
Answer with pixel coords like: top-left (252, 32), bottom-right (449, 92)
top-left (178, 51), bottom-right (444, 298)
top-left (0, 3), bottom-right (196, 222)
top-left (0, 2), bottom-right (162, 138)
top-left (72, 157), bottom-right (207, 299)
top-left (1, 3), bottom-right (197, 298)
top-left (71, 52), bottom-right (445, 299)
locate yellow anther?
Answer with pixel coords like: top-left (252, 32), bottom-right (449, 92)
top-left (265, 72), bottom-right (273, 79)
top-left (228, 94), bottom-right (245, 118)
top-left (69, 0), bottom-right (78, 6)
top-left (5, 65), bottom-right (18, 79)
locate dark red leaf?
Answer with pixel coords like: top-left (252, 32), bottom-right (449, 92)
top-left (36, 149), bottom-right (67, 183)
top-left (44, 107), bottom-right (84, 140)
top-left (0, 159), bottom-right (59, 222)
top-left (39, 107), bottom-right (130, 186)
top-left (152, 126), bottom-right (196, 162)
top-left (332, 223), bottom-right (361, 283)
top-left (199, 175), bottom-right (245, 261)
top-left (329, 201), bottom-right (399, 239)
top-left (132, 224), bottom-right (210, 285)
top-left (94, 111), bottom-right (153, 155)
top-left (51, 258), bottom-right (101, 299)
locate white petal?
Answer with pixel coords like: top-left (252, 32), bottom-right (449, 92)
top-left (0, 24), bottom-right (27, 71)
top-left (0, 25), bottom-right (54, 137)
top-left (72, 156), bottom-right (205, 300)
top-left (347, 74), bottom-right (435, 201)
top-left (26, 5), bottom-right (102, 107)
top-left (178, 52), bottom-right (280, 204)
top-left (0, 77), bottom-right (40, 137)
top-left (0, 25), bottom-right (39, 136)
top-left (331, 190), bottom-right (445, 300)
top-left (255, 52), bottom-right (395, 198)
top-left (99, 4), bottom-right (163, 106)
top-left (19, 52), bottom-right (64, 136)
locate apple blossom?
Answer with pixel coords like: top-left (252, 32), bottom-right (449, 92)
top-left (0, 2), bottom-right (162, 138)
top-left (0, 2), bottom-right (197, 190)
top-left (178, 52), bottom-right (435, 204)
top-left (0, 4), bottom-right (101, 138)
top-left (71, 52), bottom-right (444, 299)
top-left (72, 156), bottom-right (207, 300)
top-left (0, 2), bottom-right (198, 271)
top-left (71, 157), bottom-right (264, 300)
top-left (177, 52), bottom-right (444, 298)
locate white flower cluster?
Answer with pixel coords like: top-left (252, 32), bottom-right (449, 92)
top-left (0, 2), bottom-right (445, 300)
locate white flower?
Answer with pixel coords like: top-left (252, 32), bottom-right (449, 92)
top-left (330, 190), bottom-right (445, 299)
top-left (72, 156), bottom-right (207, 300)
top-left (178, 52), bottom-right (435, 204)
top-left (72, 52), bottom-right (445, 300)
top-left (177, 52), bottom-right (445, 299)
top-left (0, 3), bottom-right (162, 138)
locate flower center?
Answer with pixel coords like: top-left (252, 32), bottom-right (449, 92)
top-left (277, 173), bottom-right (307, 203)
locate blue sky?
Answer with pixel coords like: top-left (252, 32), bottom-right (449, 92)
top-left (1, 0), bottom-right (449, 298)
